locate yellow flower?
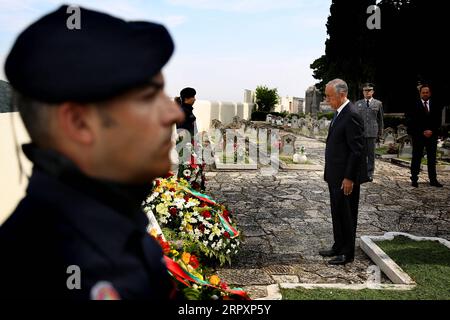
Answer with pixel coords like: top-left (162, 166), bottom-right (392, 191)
top-left (181, 252), bottom-right (191, 265)
top-left (161, 193), bottom-right (172, 201)
top-left (185, 224), bottom-right (193, 233)
top-left (156, 203), bottom-right (168, 215)
top-left (209, 275), bottom-right (220, 286)
top-left (149, 228), bottom-right (158, 238)
top-left (170, 250), bottom-right (179, 257)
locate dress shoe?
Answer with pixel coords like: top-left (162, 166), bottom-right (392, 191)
top-left (430, 181), bottom-right (443, 188)
top-left (411, 181), bottom-right (418, 188)
top-left (328, 255), bottom-right (354, 265)
top-left (319, 249), bottom-right (338, 257)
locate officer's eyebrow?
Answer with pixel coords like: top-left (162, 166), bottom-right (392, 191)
top-left (138, 80), bottom-right (165, 100)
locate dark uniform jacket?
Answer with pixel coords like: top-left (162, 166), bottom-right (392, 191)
top-left (0, 144), bottom-right (177, 300)
top-left (176, 103), bottom-right (196, 137)
top-left (406, 99), bottom-right (442, 138)
top-left (324, 102), bottom-right (369, 186)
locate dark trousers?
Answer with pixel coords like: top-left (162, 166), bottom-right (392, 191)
top-left (365, 138), bottom-right (376, 178)
top-left (410, 135), bottom-right (438, 182)
top-left (328, 183), bottom-right (361, 258)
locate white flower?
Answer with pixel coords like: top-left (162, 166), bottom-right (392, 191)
top-left (204, 229), bottom-right (210, 235)
top-left (183, 169), bottom-right (192, 177)
top-left (203, 240), bottom-right (209, 246)
top-left (190, 218), bottom-right (198, 223)
top-left (226, 249), bottom-right (231, 254)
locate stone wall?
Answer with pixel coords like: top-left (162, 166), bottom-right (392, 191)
top-left (192, 100), bottom-right (255, 133)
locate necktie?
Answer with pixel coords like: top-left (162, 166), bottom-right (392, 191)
top-left (331, 111), bottom-right (338, 126)
top-left (423, 101), bottom-right (429, 113)
top-left (366, 100), bottom-right (370, 108)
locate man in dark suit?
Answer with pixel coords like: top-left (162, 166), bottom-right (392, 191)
top-left (321, 79), bottom-right (367, 265)
top-left (0, 6), bottom-right (185, 299)
top-left (406, 84), bottom-right (443, 188)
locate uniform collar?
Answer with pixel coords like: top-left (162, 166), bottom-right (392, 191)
top-left (22, 143), bottom-right (152, 227)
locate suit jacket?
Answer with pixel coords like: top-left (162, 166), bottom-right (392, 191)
top-left (324, 102), bottom-right (368, 186)
top-left (406, 99), bottom-right (442, 138)
top-left (0, 166), bottom-right (176, 300)
top-left (354, 98), bottom-right (384, 138)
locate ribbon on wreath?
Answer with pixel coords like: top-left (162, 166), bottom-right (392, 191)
top-left (164, 256), bottom-right (250, 300)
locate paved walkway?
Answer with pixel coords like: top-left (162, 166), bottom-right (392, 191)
top-left (205, 133), bottom-right (450, 299)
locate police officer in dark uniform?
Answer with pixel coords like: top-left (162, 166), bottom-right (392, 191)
top-left (0, 5), bottom-right (185, 299)
top-left (176, 87), bottom-right (197, 138)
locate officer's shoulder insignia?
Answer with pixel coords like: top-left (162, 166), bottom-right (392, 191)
top-left (90, 281), bottom-right (121, 300)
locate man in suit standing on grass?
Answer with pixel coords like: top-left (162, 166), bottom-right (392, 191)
top-left (320, 79), bottom-right (368, 265)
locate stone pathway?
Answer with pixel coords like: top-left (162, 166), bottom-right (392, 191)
top-left (205, 133), bottom-right (450, 299)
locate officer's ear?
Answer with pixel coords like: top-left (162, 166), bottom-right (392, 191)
top-left (56, 102), bottom-right (96, 145)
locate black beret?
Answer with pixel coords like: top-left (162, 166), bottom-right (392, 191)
top-left (180, 87), bottom-right (196, 100)
top-left (4, 5), bottom-right (174, 103)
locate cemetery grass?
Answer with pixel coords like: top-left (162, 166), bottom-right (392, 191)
top-left (282, 236), bottom-right (450, 300)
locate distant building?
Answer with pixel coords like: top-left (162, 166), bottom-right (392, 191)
top-left (275, 96), bottom-right (304, 114)
top-left (243, 89), bottom-right (254, 103)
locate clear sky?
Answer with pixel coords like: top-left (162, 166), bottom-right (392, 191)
top-left (0, 0), bottom-right (331, 102)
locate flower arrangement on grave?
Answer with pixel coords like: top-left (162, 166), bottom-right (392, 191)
top-left (150, 230), bottom-right (250, 300)
top-left (143, 174), bottom-right (241, 266)
top-left (176, 134), bottom-right (206, 191)
top-left (177, 152), bottom-right (206, 192)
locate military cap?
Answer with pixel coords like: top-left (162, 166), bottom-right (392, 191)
top-left (362, 83), bottom-right (375, 90)
top-left (180, 87), bottom-right (196, 100)
top-left (4, 5), bottom-right (174, 103)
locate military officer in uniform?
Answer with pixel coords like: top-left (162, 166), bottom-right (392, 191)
top-left (355, 83), bottom-right (384, 182)
top-left (0, 5), bottom-right (185, 299)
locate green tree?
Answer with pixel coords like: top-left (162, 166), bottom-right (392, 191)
top-left (311, 0), bottom-right (450, 112)
top-left (254, 85), bottom-right (279, 112)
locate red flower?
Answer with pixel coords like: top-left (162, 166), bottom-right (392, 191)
top-left (200, 202), bottom-right (208, 208)
top-left (223, 231), bottom-right (230, 239)
top-left (202, 211), bottom-right (212, 219)
top-left (169, 207), bottom-right (177, 216)
top-left (198, 224), bottom-right (205, 233)
top-left (220, 281), bottom-right (229, 290)
top-left (156, 235), bottom-right (170, 254)
top-left (169, 188), bottom-right (176, 192)
top-left (155, 180), bottom-right (161, 187)
top-left (184, 195), bottom-right (190, 202)
top-left (189, 255), bottom-right (200, 269)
